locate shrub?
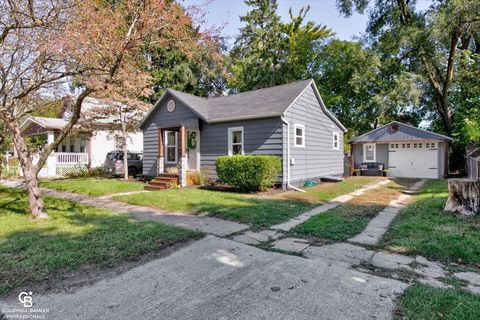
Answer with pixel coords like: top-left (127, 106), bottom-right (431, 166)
top-left (65, 167), bottom-right (105, 179)
top-left (215, 155), bottom-right (281, 192)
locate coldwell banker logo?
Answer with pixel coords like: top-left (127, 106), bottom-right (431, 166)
top-left (1, 291), bottom-right (50, 319)
top-left (18, 292), bottom-right (33, 308)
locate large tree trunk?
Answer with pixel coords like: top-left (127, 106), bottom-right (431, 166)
top-left (444, 178), bottom-right (480, 216)
top-left (4, 117), bottom-right (48, 219)
top-left (23, 164), bottom-right (48, 219)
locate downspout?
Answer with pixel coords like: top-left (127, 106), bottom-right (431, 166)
top-left (281, 116), bottom-right (305, 193)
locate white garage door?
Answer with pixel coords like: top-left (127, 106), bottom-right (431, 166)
top-left (388, 142), bottom-right (439, 179)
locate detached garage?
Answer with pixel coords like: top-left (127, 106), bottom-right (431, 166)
top-left (350, 122), bottom-right (452, 179)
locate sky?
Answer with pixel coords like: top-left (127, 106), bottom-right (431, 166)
top-left (181, 0), bottom-right (432, 46)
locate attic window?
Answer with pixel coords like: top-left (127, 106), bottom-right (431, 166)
top-left (389, 123), bottom-right (399, 133)
top-left (167, 100), bottom-right (176, 112)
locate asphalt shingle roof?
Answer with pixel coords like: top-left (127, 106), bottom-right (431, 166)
top-left (349, 121), bottom-right (452, 143)
top-left (141, 79), bottom-right (345, 131)
top-left (206, 79), bottom-right (313, 122)
top-left (167, 79), bottom-right (313, 122)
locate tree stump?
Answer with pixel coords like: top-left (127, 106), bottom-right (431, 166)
top-left (444, 179), bottom-right (480, 215)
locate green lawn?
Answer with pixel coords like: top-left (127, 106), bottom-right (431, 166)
top-left (113, 177), bottom-right (382, 228)
top-left (41, 177), bottom-right (145, 196)
top-left (398, 284), bottom-right (480, 320)
top-left (289, 180), bottom-right (412, 242)
top-left (289, 204), bottom-right (375, 241)
top-left (0, 186), bottom-right (201, 296)
top-left (283, 176), bottom-right (383, 203)
top-left (380, 179), bottom-right (480, 265)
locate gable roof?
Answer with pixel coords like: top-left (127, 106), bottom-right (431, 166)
top-left (20, 116), bottom-right (68, 131)
top-left (349, 121), bottom-right (452, 143)
top-left (20, 97), bottom-right (146, 132)
top-left (139, 79), bottom-right (346, 131)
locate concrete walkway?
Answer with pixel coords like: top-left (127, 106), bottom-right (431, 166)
top-left (0, 236), bottom-right (407, 320)
top-left (97, 190), bottom-right (149, 199)
top-left (270, 179), bottom-right (392, 232)
top-left (348, 179), bottom-right (427, 245)
top-left (303, 242), bottom-right (480, 295)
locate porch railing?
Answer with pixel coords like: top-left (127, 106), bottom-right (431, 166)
top-left (55, 152), bottom-right (88, 164)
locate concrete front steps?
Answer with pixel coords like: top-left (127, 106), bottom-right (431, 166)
top-left (144, 173), bottom-right (179, 191)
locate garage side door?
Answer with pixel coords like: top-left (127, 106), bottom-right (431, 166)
top-left (388, 142), bottom-right (438, 179)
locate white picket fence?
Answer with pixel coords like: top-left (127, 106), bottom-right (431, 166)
top-left (55, 152), bottom-right (89, 176)
top-left (56, 152), bottom-right (88, 164)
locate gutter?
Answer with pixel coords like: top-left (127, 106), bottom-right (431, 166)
top-left (281, 116), bottom-right (306, 193)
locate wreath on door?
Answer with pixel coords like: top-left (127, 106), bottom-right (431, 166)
top-left (187, 131), bottom-right (197, 150)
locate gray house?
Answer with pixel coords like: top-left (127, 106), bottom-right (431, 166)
top-left (350, 122), bottom-right (452, 179)
top-left (139, 79), bottom-right (347, 189)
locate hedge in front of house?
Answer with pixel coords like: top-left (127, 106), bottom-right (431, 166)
top-left (215, 155), bottom-right (281, 191)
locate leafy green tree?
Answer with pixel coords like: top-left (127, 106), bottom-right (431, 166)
top-left (450, 52), bottom-right (480, 143)
top-left (229, 1), bottom-right (334, 92)
top-left (228, 0), bottom-right (285, 92)
top-left (148, 43), bottom-right (226, 101)
top-left (315, 40), bottom-right (421, 142)
top-left (337, 0), bottom-right (480, 171)
top-left (229, 0), bottom-right (421, 147)
top-left (337, 0), bottom-right (480, 138)
top-left (281, 6), bottom-right (334, 82)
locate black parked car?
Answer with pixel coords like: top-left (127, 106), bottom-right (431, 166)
top-left (104, 151), bottom-right (143, 177)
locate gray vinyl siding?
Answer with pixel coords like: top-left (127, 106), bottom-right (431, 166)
top-left (352, 143), bottom-right (389, 168)
top-left (353, 144), bottom-right (363, 168)
top-left (200, 117), bottom-right (283, 178)
top-left (142, 94), bottom-right (199, 176)
top-left (284, 85), bottom-right (344, 184)
top-left (376, 144), bottom-right (388, 166)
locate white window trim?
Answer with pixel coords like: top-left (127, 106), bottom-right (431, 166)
top-left (294, 124), bottom-right (305, 148)
top-left (332, 132), bottom-right (340, 150)
top-left (228, 126), bottom-right (244, 155)
top-left (363, 143), bottom-right (376, 162)
top-left (164, 130), bottom-right (178, 164)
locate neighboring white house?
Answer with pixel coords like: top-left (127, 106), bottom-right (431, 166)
top-left (19, 97), bottom-right (143, 178)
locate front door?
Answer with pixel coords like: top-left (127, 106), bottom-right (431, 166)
top-left (186, 129), bottom-right (199, 170)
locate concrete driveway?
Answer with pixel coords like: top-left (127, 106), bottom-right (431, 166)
top-left (1, 236), bottom-right (407, 320)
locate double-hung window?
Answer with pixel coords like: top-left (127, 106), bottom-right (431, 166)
top-left (294, 124), bottom-right (305, 148)
top-left (228, 127), bottom-right (244, 155)
top-left (332, 132), bottom-right (339, 150)
top-left (363, 143), bottom-right (376, 162)
top-left (165, 130), bottom-right (178, 163)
